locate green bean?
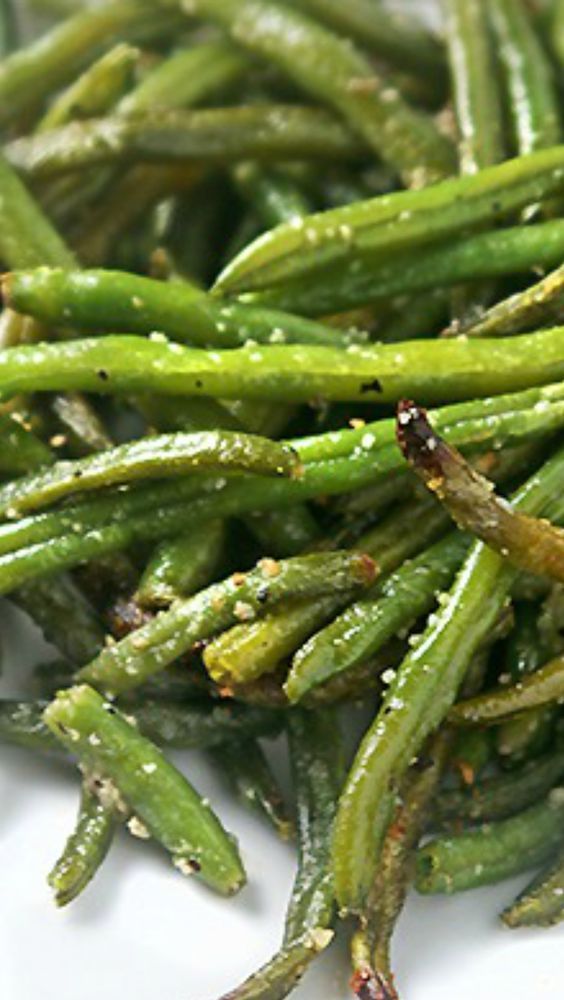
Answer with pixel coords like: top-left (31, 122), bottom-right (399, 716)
top-left (12, 573), bottom-right (105, 665)
top-left (0, 430), bottom-right (298, 518)
top-left (118, 42), bottom-right (248, 115)
top-left (184, 0), bottom-right (455, 188)
top-left (443, 0), bottom-right (505, 173)
top-left (48, 784), bottom-right (116, 907)
top-left (453, 263), bottom-right (564, 338)
top-left (0, 0), bottom-right (16, 57)
top-left (0, 698), bottom-right (283, 753)
top-left (37, 43), bottom-right (139, 132)
top-left (5, 105), bottom-right (364, 181)
top-left (437, 746), bottom-right (564, 826)
top-left (490, 0), bottom-right (561, 155)
top-left (351, 729), bottom-right (452, 999)
top-left (416, 794), bottom-right (564, 894)
top-left (250, 218), bottom-right (564, 317)
top-left (2, 327), bottom-right (564, 406)
top-left (3, 267), bottom-right (355, 349)
top-left (502, 844), bottom-right (564, 927)
top-left (333, 444), bottom-right (564, 912)
top-left (0, 156), bottom-right (75, 271)
top-left (233, 163), bottom-right (312, 231)
top-left (0, 380), bottom-right (561, 596)
top-left (78, 552), bottom-right (376, 696)
top-left (286, 532), bottom-right (468, 704)
top-left (44, 685), bottom-right (246, 895)
top-left (293, 0), bottom-right (445, 81)
top-left (209, 739), bottom-right (293, 840)
top-left (246, 506), bottom-right (320, 558)
top-left (450, 728), bottom-right (494, 787)
top-left (450, 652), bottom-right (564, 725)
top-left (136, 519), bottom-right (225, 607)
top-left (555, 0), bottom-right (564, 67)
top-left (223, 709), bottom-right (341, 998)
top-left (219, 932), bottom-right (334, 1000)
top-left (215, 146), bottom-right (564, 295)
top-left (0, 412), bottom-right (53, 475)
top-left (495, 602), bottom-right (554, 766)
top-left (0, 1), bottom-right (184, 126)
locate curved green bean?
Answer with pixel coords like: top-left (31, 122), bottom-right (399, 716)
top-left (44, 685), bottom-right (246, 895)
top-left (4, 267), bottom-right (355, 349)
top-left (416, 794), bottom-right (564, 894)
top-left (48, 785), bottom-right (115, 907)
top-left (0, 430), bottom-right (298, 518)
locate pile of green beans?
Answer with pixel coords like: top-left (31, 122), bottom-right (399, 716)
top-left (2, 2), bottom-right (564, 998)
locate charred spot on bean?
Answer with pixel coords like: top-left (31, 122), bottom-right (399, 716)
top-left (360, 378), bottom-right (383, 394)
top-left (188, 858), bottom-right (202, 873)
top-left (96, 369), bottom-right (109, 381)
top-left (256, 585), bottom-right (270, 604)
top-left (195, 379), bottom-right (203, 389)
top-left (395, 399), bottom-right (443, 476)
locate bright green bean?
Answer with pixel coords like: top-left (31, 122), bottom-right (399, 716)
top-left (4, 267), bottom-right (355, 349)
top-left (1, 328), bottom-right (564, 405)
top-left (37, 43), bottom-right (139, 132)
top-left (215, 147), bottom-right (564, 295)
top-left (44, 685), bottom-right (246, 895)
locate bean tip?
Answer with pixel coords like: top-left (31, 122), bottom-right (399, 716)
top-left (350, 965), bottom-right (399, 1000)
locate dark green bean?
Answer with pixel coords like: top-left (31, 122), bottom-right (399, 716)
top-left (44, 685), bottom-right (246, 895)
top-left (209, 739), bottom-right (293, 841)
top-left (136, 519), bottom-right (225, 607)
top-left (437, 746), bottom-right (564, 826)
top-left (0, 412), bottom-right (53, 474)
top-left (452, 263), bottom-right (564, 337)
top-left (416, 794), bottom-right (564, 894)
top-left (12, 573), bottom-right (105, 665)
top-left (48, 784), bottom-right (116, 907)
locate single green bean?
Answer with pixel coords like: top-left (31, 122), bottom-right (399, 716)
top-left (232, 163), bottom-right (312, 230)
top-left (450, 652), bottom-right (564, 725)
top-left (48, 784), bottom-right (115, 907)
top-left (490, 0), bottom-right (562, 155)
top-left (0, 412), bottom-right (53, 474)
top-left (136, 519), bottom-right (225, 608)
top-left (333, 444), bottom-right (564, 912)
top-left (293, 0), bottom-right (445, 80)
top-left (443, 0), bottom-right (505, 173)
top-left (1, 329), bottom-right (564, 406)
top-left (44, 685), bottom-right (246, 895)
top-left (215, 146), bottom-right (564, 295)
top-left (209, 739), bottom-right (293, 841)
top-left (37, 43), bottom-right (139, 132)
top-left (219, 932), bottom-right (334, 1000)
top-left (3, 267), bottom-right (355, 349)
top-left (437, 746), bottom-right (564, 826)
top-left (184, 0), bottom-right (455, 187)
top-left (0, 430), bottom-right (298, 518)
top-left (0, 156), bottom-right (75, 270)
top-left (502, 844), bottom-right (564, 927)
top-left (454, 263), bottom-right (564, 337)
top-left (5, 106), bottom-right (364, 180)
top-left (416, 794), bottom-right (564, 894)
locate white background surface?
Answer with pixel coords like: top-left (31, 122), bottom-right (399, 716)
top-left (2, 600), bottom-right (564, 1000)
top-left (3, 0), bottom-right (564, 997)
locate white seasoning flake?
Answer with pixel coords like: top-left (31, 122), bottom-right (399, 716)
top-left (259, 557), bottom-right (281, 578)
top-left (234, 601), bottom-right (254, 621)
top-left (142, 762), bottom-right (157, 775)
top-left (127, 816), bottom-right (150, 840)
